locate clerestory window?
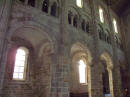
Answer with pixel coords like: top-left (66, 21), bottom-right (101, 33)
top-left (76, 0), bottom-right (83, 8)
top-left (113, 19), bottom-right (118, 33)
top-left (13, 47), bottom-right (29, 80)
top-left (99, 7), bottom-right (104, 23)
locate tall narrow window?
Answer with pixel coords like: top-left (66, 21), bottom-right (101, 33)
top-left (13, 47), bottom-right (29, 80)
top-left (42, 0), bottom-right (49, 13)
top-left (28, 0), bottom-right (35, 7)
top-left (76, 0), bottom-right (83, 8)
top-left (79, 60), bottom-right (86, 84)
top-left (113, 19), bottom-right (118, 33)
top-left (99, 7), bottom-right (104, 23)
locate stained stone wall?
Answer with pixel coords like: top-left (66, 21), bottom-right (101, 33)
top-left (0, 0), bottom-right (127, 97)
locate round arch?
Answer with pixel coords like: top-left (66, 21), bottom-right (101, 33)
top-left (7, 23), bottom-right (55, 97)
top-left (100, 52), bottom-right (114, 97)
top-left (69, 42), bottom-right (92, 94)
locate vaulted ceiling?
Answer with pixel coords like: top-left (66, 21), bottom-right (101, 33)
top-left (104, 0), bottom-right (130, 16)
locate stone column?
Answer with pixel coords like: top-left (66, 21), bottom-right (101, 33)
top-left (106, 1), bottom-right (124, 97)
top-left (88, 0), bottom-right (104, 96)
top-left (112, 67), bottom-right (124, 97)
top-left (88, 62), bottom-right (104, 97)
top-left (51, 0), bottom-right (70, 97)
top-left (0, 0), bottom-right (13, 93)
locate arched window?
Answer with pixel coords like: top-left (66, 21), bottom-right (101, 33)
top-left (50, 2), bottom-right (57, 17)
top-left (81, 20), bottom-right (85, 31)
top-left (73, 16), bottom-right (78, 27)
top-left (86, 22), bottom-right (89, 33)
top-left (19, 0), bottom-right (25, 3)
top-left (76, 0), bottom-right (83, 8)
top-left (68, 12), bottom-right (72, 24)
top-left (13, 47), bottom-right (29, 80)
top-left (79, 60), bottom-right (87, 84)
top-left (42, 0), bottom-right (49, 13)
top-left (28, 0), bottom-right (35, 7)
top-left (99, 6), bottom-right (104, 23)
top-left (113, 18), bottom-right (118, 33)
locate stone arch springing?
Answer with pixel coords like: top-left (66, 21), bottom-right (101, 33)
top-left (28, 0), bottom-right (35, 7)
top-left (100, 52), bottom-right (114, 97)
top-left (42, 0), bottom-right (49, 13)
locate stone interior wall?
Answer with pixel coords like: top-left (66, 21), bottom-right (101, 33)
top-left (0, 0), bottom-right (127, 97)
top-left (121, 7), bottom-right (130, 95)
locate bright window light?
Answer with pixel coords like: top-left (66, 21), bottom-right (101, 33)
top-left (76, 0), bottom-right (83, 8)
top-left (79, 60), bottom-right (86, 83)
top-left (99, 7), bottom-right (104, 23)
top-left (13, 47), bottom-right (28, 80)
top-left (113, 19), bottom-right (118, 33)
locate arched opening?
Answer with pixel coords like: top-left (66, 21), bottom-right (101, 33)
top-left (101, 60), bottom-right (110, 95)
top-left (81, 20), bottom-right (85, 31)
top-left (42, 0), bottom-right (49, 13)
top-left (68, 12), bottom-right (72, 24)
top-left (73, 15), bottom-right (78, 27)
top-left (28, 0), bottom-right (35, 7)
top-left (100, 52), bottom-right (114, 97)
top-left (86, 22), bottom-right (89, 33)
top-left (5, 26), bottom-right (54, 97)
top-left (50, 2), bottom-right (57, 17)
top-left (70, 42), bottom-right (92, 97)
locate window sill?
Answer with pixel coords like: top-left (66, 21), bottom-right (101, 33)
top-left (9, 80), bottom-right (30, 84)
top-left (80, 83), bottom-right (88, 86)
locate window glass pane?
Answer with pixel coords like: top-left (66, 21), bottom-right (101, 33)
top-left (16, 55), bottom-right (25, 61)
top-left (76, 0), bottom-right (83, 8)
top-left (19, 73), bottom-right (24, 79)
top-left (113, 19), bottom-right (118, 33)
top-left (14, 67), bottom-right (19, 72)
top-left (13, 47), bottom-right (28, 80)
top-left (79, 60), bottom-right (86, 83)
top-left (19, 67), bottom-right (24, 73)
top-left (99, 7), bottom-right (104, 23)
top-left (13, 73), bottom-right (18, 79)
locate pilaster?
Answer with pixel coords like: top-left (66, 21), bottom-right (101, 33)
top-left (0, 0), bottom-right (13, 94)
top-left (51, 0), bottom-right (70, 97)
